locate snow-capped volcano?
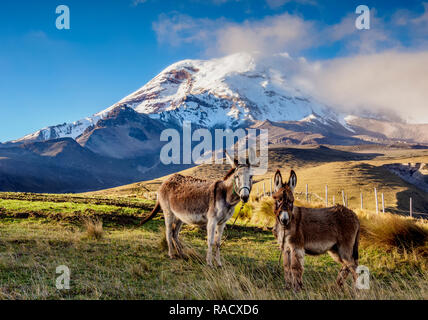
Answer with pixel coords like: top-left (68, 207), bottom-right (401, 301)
top-left (99, 52), bottom-right (335, 127)
top-left (16, 52), bottom-right (337, 142)
top-left (5, 52), bottom-right (428, 193)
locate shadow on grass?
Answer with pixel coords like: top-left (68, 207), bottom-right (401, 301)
top-left (394, 189), bottom-right (428, 218)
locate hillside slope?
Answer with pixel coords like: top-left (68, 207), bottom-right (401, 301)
top-left (91, 145), bottom-right (428, 215)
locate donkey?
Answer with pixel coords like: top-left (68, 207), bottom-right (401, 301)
top-left (271, 169), bottom-right (360, 291)
top-left (140, 152), bottom-right (254, 267)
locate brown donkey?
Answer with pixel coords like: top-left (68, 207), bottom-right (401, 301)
top-left (271, 169), bottom-right (360, 291)
top-left (140, 152), bottom-right (254, 267)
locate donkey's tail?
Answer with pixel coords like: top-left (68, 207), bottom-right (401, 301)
top-left (353, 226), bottom-right (360, 262)
top-left (140, 201), bottom-right (161, 226)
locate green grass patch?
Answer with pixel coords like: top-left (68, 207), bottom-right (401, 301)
top-left (0, 191), bottom-right (427, 300)
top-left (0, 217), bottom-right (426, 300)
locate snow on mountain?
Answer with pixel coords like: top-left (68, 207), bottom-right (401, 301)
top-left (15, 52), bottom-right (338, 143)
top-left (99, 52), bottom-right (336, 127)
top-left (14, 116), bottom-right (103, 143)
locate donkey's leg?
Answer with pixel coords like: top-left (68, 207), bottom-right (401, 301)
top-left (290, 247), bottom-right (304, 291)
top-left (342, 258), bottom-right (358, 286)
top-left (206, 218), bottom-right (217, 267)
top-left (337, 245), bottom-right (358, 287)
top-left (283, 248), bottom-right (292, 289)
top-left (214, 222), bottom-right (226, 267)
top-left (336, 265), bottom-right (350, 287)
top-left (328, 249), bottom-right (349, 287)
top-left (172, 219), bottom-right (184, 257)
top-left (164, 211), bottom-right (177, 259)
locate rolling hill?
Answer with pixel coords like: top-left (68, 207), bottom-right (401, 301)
top-left (90, 144), bottom-right (428, 216)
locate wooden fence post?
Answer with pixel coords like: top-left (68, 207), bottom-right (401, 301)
top-left (342, 190), bottom-right (345, 206)
top-left (374, 188), bottom-right (379, 214)
top-left (360, 192), bottom-right (363, 210)
top-left (381, 193), bottom-right (385, 214)
top-left (410, 197), bottom-right (413, 217)
top-left (306, 184), bottom-right (309, 202)
top-left (325, 185), bottom-right (328, 207)
top-left (263, 182), bottom-right (266, 198)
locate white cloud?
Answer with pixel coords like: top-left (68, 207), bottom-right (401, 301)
top-left (392, 3), bottom-right (428, 48)
top-left (215, 13), bottom-right (314, 55)
top-left (153, 13), bottom-right (315, 56)
top-left (265, 0), bottom-right (291, 8)
top-left (266, 0), bottom-right (317, 9)
top-left (132, 0), bottom-right (147, 6)
top-left (152, 9), bottom-right (428, 123)
top-left (411, 2), bottom-right (428, 25)
top-left (152, 8), bottom-right (405, 56)
top-left (294, 51), bottom-right (428, 123)
top-left (153, 14), bottom-right (227, 47)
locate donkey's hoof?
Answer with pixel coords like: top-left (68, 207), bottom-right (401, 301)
top-left (169, 253), bottom-right (181, 259)
top-left (179, 253), bottom-right (189, 260)
top-left (336, 279), bottom-right (346, 288)
top-left (284, 282), bottom-right (292, 290)
top-left (293, 283), bottom-right (303, 292)
top-left (215, 259), bottom-right (223, 268)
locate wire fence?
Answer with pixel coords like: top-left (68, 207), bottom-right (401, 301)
top-left (254, 179), bottom-right (428, 219)
top-left (143, 178), bottom-right (428, 219)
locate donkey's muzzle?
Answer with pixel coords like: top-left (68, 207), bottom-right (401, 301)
top-left (279, 211), bottom-right (290, 226)
top-left (240, 187), bottom-right (250, 203)
top-left (241, 194), bottom-right (249, 203)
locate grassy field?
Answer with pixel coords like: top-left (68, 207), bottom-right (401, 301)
top-left (0, 192), bottom-right (427, 300)
top-left (1, 145), bottom-right (427, 300)
top-left (91, 145), bottom-right (428, 215)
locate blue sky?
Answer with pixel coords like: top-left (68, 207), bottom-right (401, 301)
top-left (0, 0), bottom-right (427, 141)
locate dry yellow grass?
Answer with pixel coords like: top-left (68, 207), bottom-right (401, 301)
top-left (73, 144), bottom-right (428, 299)
top-left (245, 197), bottom-right (428, 252)
top-left (253, 161), bottom-right (428, 216)
top-left (184, 260), bottom-right (428, 300)
top-left (82, 218), bottom-right (104, 240)
top-left (357, 210), bottom-right (428, 249)
top-left (91, 145), bottom-right (428, 217)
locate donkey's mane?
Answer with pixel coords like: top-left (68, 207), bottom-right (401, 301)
top-left (223, 168), bottom-right (236, 181)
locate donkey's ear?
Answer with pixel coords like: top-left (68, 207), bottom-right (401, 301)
top-left (288, 170), bottom-right (297, 192)
top-left (225, 151), bottom-right (238, 168)
top-left (274, 170), bottom-right (283, 192)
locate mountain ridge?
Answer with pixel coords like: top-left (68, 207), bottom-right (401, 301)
top-left (14, 52), bottom-right (338, 144)
top-left (2, 52), bottom-right (428, 192)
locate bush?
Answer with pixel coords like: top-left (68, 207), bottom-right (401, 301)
top-left (357, 211), bottom-right (428, 249)
top-left (250, 198), bottom-right (428, 250)
top-left (82, 217), bottom-right (104, 240)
